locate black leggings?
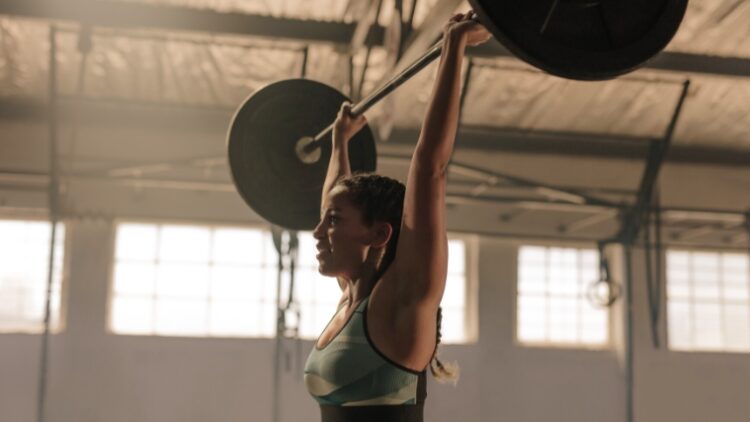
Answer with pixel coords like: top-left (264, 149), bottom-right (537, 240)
top-left (319, 404), bottom-right (424, 422)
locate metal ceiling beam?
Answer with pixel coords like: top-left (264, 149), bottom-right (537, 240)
top-left (2, 96), bottom-right (750, 167)
top-left (0, 0), bottom-right (384, 45)
top-left (2, 0), bottom-right (750, 79)
top-left (389, 126), bottom-right (750, 167)
top-left (472, 41), bottom-right (750, 79)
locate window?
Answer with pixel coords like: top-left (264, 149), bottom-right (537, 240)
top-left (290, 232), bottom-right (344, 339)
top-left (517, 245), bottom-right (607, 347)
top-left (110, 222), bottom-right (279, 337)
top-left (292, 234), bottom-right (472, 344)
top-left (667, 250), bottom-right (749, 352)
top-left (0, 219), bottom-right (65, 333)
top-left (441, 238), bottom-right (471, 344)
top-left (110, 222), bottom-right (473, 342)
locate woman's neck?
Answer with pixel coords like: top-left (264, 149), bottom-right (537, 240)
top-left (344, 272), bottom-right (375, 305)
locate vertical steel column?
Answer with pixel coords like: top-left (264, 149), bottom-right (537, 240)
top-left (618, 80), bottom-right (691, 422)
top-left (272, 229), bottom-right (284, 422)
top-left (37, 24), bottom-right (61, 422)
top-left (618, 80), bottom-right (691, 244)
top-left (624, 243), bottom-right (634, 422)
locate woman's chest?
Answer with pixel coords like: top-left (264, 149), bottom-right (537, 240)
top-left (316, 309), bottom-right (353, 349)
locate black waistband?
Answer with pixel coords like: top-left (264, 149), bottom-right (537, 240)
top-left (319, 403), bottom-right (424, 422)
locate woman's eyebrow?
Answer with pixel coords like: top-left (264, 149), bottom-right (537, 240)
top-left (320, 206), bottom-right (342, 217)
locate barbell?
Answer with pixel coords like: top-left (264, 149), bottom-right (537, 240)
top-left (228, 1), bottom-right (688, 230)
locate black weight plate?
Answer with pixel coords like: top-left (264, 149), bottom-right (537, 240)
top-left (469, 0), bottom-right (688, 80)
top-left (227, 79), bottom-right (377, 230)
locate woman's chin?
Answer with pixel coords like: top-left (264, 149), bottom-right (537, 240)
top-left (317, 263), bottom-right (334, 277)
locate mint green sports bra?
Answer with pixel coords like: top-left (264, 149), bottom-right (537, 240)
top-left (303, 296), bottom-right (427, 409)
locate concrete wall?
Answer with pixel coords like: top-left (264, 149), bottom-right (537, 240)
top-left (1, 219), bottom-right (748, 422)
top-left (1, 115), bottom-right (749, 421)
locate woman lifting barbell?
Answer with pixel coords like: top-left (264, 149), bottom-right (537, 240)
top-left (302, 12), bottom-right (492, 422)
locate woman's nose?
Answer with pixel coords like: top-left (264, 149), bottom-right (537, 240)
top-left (312, 219), bottom-right (325, 239)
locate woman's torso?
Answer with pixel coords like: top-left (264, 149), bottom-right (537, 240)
top-left (304, 296), bottom-right (428, 408)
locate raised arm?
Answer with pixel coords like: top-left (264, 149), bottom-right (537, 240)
top-left (390, 13), bottom-right (491, 305)
top-left (321, 103), bottom-right (367, 204)
top-left (321, 103), bottom-right (367, 291)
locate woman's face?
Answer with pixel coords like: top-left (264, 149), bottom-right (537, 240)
top-left (312, 185), bottom-right (373, 279)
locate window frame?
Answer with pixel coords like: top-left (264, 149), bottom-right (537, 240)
top-left (0, 214), bottom-right (70, 334)
top-left (106, 218), bottom-right (478, 343)
top-left (665, 247), bottom-right (750, 355)
top-left (106, 218), bottom-right (280, 338)
top-left (445, 233), bottom-right (479, 345)
top-left (513, 241), bottom-right (611, 351)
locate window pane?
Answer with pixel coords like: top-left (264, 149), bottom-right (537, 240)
top-left (290, 234), bottom-right (471, 343)
top-left (693, 302), bottom-right (722, 350)
top-left (668, 300), bottom-right (692, 350)
top-left (723, 304), bottom-right (750, 351)
top-left (110, 224), bottom-right (470, 341)
top-left (519, 246), bottom-right (546, 263)
top-left (548, 297), bottom-right (578, 343)
top-left (439, 307), bottom-right (464, 344)
top-left (580, 306), bottom-right (607, 344)
top-left (210, 266), bottom-right (261, 301)
top-left (693, 269), bottom-right (720, 299)
top-left (517, 245), bottom-right (606, 347)
top-left (294, 231), bottom-right (354, 339)
top-left (441, 274), bottom-right (465, 308)
top-left (113, 262), bottom-right (156, 296)
top-left (666, 250), bottom-right (750, 353)
top-left (667, 272), bottom-right (690, 299)
top-left (156, 263), bottom-right (210, 299)
top-left (257, 303), bottom-right (277, 337)
top-left (211, 228), bottom-right (266, 265)
top-left (209, 300), bottom-right (256, 337)
top-left (447, 240), bottom-right (465, 274)
top-left (116, 224), bottom-right (157, 261)
top-left (0, 220), bottom-right (65, 333)
top-left (297, 234), bottom-right (320, 267)
top-left (518, 295), bottom-right (546, 342)
top-left (155, 299), bottom-right (208, 335)
top-left (158, 225), bottom-right (211, 262)
top-left (111, 222), bottom-right (280, 338)
top-left (111, 296), bottom-right (154, 334)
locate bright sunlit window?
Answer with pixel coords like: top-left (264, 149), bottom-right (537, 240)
top-left (667, 250), bottom-right (750, 353)
top-left (110, 222), bottom-right (279, 337)
top-left (517, 245), bottom-right (607, 347)
top-left (110, 222), bottom-right (472, 342)
top-left (0, 219), bottom-right (65, 333)
top-left (293, 234), bottom-right (472, 344)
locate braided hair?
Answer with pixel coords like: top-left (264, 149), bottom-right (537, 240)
top-left (429, 307), bottom-right (460, 384)
top-left (335, 173), bottom-right (459, 384)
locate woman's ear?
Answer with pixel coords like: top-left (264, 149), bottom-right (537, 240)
top-left (370, 222), bottom-right (393, 249)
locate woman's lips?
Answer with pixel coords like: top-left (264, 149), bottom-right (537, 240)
top-left (316, 247), bottom-right (330, 260)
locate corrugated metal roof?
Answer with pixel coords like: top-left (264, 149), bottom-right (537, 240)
top-left (0, 0), bottom-right (748, 151)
